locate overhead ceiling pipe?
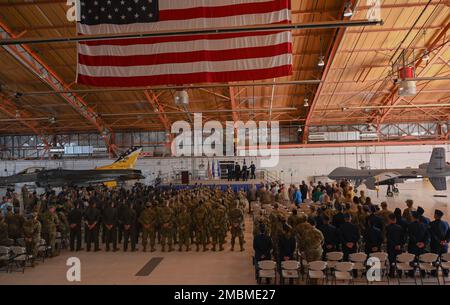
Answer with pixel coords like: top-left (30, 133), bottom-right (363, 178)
top-left (0, 20), bottom-right (382, 46)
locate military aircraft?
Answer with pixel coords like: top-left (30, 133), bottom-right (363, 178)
top-left (328, 147), bottom-right (449, 196)
top-left (0, 146), bottom-right (145, 187)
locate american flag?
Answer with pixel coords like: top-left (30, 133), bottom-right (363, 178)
top-left (76, 0), bottom-right (293, 87)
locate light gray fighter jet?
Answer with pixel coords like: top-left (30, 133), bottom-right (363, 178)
top-left (328, 147), bottom-right (449, 196)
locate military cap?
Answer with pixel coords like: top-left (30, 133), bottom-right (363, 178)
top-left (417, 206), bottom-right (425, 215)
top-left (405, 199), bottom-right (414, 205)
top-left (435, 209), bottom-right (444, 217)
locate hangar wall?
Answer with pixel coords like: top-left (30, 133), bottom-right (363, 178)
top-left (0, 144), bottom-right (448, 185)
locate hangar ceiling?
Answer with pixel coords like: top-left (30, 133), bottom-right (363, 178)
top-left (0, 0), bottom-right (449, 147)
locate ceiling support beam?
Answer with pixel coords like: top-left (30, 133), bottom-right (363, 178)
top-left (303, 1), bottom-right (355, 143)
top-left (0, 21), bottom-right (118, 156)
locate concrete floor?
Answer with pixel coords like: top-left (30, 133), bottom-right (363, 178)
top-left (0, 181), bottom-right (448, 285)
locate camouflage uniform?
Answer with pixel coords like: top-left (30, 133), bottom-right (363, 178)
top-left (299, 226), bottom-right (324, 262)
top-left (6, 211), bottom-right (25, 240)
top-left (193, 202), bottom-right (209, 251)
top-left (139, 204), bottom-right (158, 252)
top-left (39, 209), bottom-right (59, 255)
top-left (158, 204), bottom-right (174, 252)
top-left (23, 215), bottom-right (41, 258)
top-left (269, 209), bottom-right (285, 256)
top-left (210, 203), bottom-right (227, 251)
top-left (176, 206), bottom-right (191, 251)
top-left (229, 204), bottom-right (245, 251)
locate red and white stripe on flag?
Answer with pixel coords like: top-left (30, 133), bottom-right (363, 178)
top-left (76, 0), bottom-right (293, 87)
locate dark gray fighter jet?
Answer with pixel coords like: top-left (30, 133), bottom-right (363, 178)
top-left (328, 147), bottom-right (449, 196)
top-left (0, 147), bottom-right (145, 187)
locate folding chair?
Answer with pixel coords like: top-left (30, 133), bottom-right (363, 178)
top-left (10, 246), bottom-right (29, 273)
top-left (326, 251), bottom-right (344, 273)
top-left (440, 253), bottom-right (450, 285)
top-left (37, 239), bottom-right (50, 262)
top-left (333, 262), bottom-right (354, 285)
top-left (349, 252), bottom-right (368, 282)
top-left (257, 260), bottom-right (277, 284)
top-left (280, 260), bottom-right (300, 285)
top-left (418, 253), bottom-right (440, 285)
top-left (306, 261), bottom-right (328, 285)
top-left (0, 246), bottom-right (11, 273)
top-left (395, 253), bottom-right (417, 285)
top-left (369, 252), bottom-right (390, 284)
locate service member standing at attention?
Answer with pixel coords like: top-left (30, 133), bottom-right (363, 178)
top-left (430, 209), bottom-right (450, 276)
top-left (84, 201), bottom-right (101, 252)
top-left (193, 200), bottom-right (209, 252)
top-left (338, 213), bottom-right (359, 261)
top-left (318, 215), bottom-right (339, 258)
top-left (159, 201), bottom-right (175, 252)
top-left (234, 162), bottom-right (241, 181)
top-left (122, 202), bottom-right (137, 252)
top-left (39, 204), bottom-right (59, 256)
top-left (139, 202), bottom-right (158, 252)
top-left (386, 213), bottom-right (405, 277)
top-left (229, 200), bottom-right (245, 251)
top-left (68, 202), bottom-right (83, 252)
top-left (22, 212), bottom-right (41, 263)
top-left (177, 204), bottom-right (191, 252)
top-left (210, 202), bottom-right (227, 251)
top-left (103, 201), bottom-right (118, 252)
top-left (250, 161), bottom-right (256, 180)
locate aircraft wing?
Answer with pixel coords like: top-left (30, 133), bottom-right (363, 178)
top-left (428, 177), bottom-right (447, 191)
top-left (364, 171), bottom-right (402, 189)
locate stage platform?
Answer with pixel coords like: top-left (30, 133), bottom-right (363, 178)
top-left (160, 179), bottom-right (266, 192)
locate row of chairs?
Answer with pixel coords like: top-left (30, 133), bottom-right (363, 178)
top-left (256, 251), bottom-right (450, 285)
top-left (0, 239), bottom-right (52, 273)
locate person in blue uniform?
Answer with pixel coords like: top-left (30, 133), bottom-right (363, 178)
top-left (234, 162), bottom-right (241, 181)
top-left (417, 206), bottom-right (430, 227)
top-left (318, 214), bottom-right (339, 259)
top-left (386, 213), bottom-right (405, 277)
top-left (253, 224), bottom-right (273, 263)
top-left (338, 213), bottom-right (359, 261)
top-left (408, 211), bottom-right (430, 277)
top-left (363, 219), bottom-right (383, 254)
top-left (430, 209), bottom-right (450, 276)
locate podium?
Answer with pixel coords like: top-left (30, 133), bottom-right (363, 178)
top-left (181, 171), bottom-right (189, 185)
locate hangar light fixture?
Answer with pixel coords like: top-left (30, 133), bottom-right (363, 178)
top-left (303, 97), bottom-right (309, 107)
top-left (318, 56), bottom-right (325, 67)
top-left (174, 89), bottom-right (189, 106)
top-left (343, 2), bottom-right (354, 17)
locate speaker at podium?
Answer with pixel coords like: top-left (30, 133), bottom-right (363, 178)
top-left (181, 171), bottom-right (190, 185)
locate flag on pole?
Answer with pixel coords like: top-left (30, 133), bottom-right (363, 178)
top-left (212, 159), bottom-right (215, 178)
top-left (217, 160), bottom-right (221, 179)
top-left (207, 160), bottom-right (212, 179)
top-left (76, 0), bottom-right (293, 87)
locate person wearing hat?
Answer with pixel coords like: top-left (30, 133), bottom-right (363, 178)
top-left (416, 206), bottom-right (430, 227)
top-left (103, 201), bottom-right (118, 252)
top-left (430, 209), bottom-right (450, 276)
top-left (138, 201), bottom-right (158, 252)
top-left (22, 212), bottom-right (41, 264)
top-left (338, 213), bottom-right (360, 261)
top-left (386, 213), bottom-right (406, 277)
top-left (84, 201), bottom-right (101, 252)
top-left (407, 211), bottom-right (430, 259)
top-left (67, 202), bottom-right (83, 252)
top-left (278, 223), bottom-right (296, 262)
top-left (39, 204), bottom-right (59, 256)
top-left (402, 199), bottom-right (416, 223)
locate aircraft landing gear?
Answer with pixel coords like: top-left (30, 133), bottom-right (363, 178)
top-left (386, 184), bottom-right (399, 197)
